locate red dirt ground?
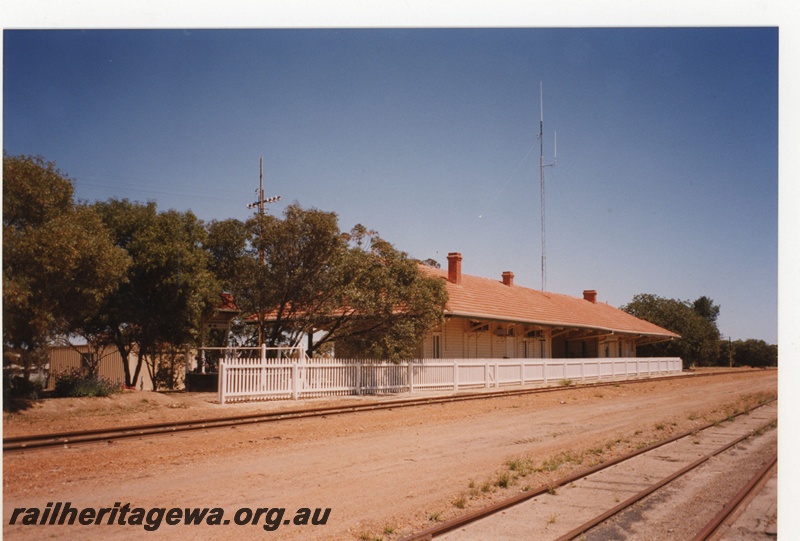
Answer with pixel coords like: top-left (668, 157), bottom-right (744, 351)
top-left (2, 369), bottom-right (778, 540)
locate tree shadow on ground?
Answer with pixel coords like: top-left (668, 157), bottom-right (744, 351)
top-left (3, 395), bottom-right (40, 413)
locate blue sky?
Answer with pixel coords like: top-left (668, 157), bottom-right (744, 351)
top-left (3, 25), bottom-right (780, 344)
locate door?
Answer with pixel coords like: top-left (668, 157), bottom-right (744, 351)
top-left (506, 335), bottom-right (516, 358)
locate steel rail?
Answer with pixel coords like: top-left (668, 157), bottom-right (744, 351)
top-left (400, 399), bottom-right (777, 541)
top-left (552, 420), bottom-right (776, 541)
top-left (3, 368), bottom-right (766, 453)
top-left (692, 453), bottom-right (777, 541)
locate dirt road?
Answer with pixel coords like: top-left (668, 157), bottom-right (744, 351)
top-left (3, 370), bottom-right (777, 540)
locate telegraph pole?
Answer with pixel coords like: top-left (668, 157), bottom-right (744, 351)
top-left (247, 156), bottom-right (282, 265)
top-left (247, 156), bottom-right (281, 346)
top-left (729, 336), bottom-right (733, 368)
top-left (248, 156), bottom-right (281, 216)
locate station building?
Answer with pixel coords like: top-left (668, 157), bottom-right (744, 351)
top-left (415, 252), bottom-right (679, 360)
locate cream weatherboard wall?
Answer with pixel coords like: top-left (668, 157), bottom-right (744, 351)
top-left (419, 318), bottom-right (643, 361)
top-left (420, 319), bottom-right (554, 360)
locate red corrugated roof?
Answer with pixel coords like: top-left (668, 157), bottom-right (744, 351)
top-left (419, 265), bottom-right (679, 339)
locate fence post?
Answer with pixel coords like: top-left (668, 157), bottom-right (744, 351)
top-left (291, 362), bottom-right (299, 400)
top-left (259, 346), bottom-right (267, 392)
top-left (484, 362), bottom-right (490, 389)
top-left (543, 360), bottom-right (548, 385)
top-left (408, 362), bottom-right (414, 393)
top-left (296, 347), bottom-right (305, 394)
top-left (218, 361), bottom-right (226, 405)
top-left (453, 361), bottom-right (459, 392)
top-left (356, 364), bottom-right (361, 396)
top-left (581, 360), bottom-right (586, 382)
top-left (519, 361), bottom-right (524, 386)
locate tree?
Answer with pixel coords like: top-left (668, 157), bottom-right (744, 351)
top-left (204, 218), bottom-right (249, 292)
top-left (232, 205), bottom-right (350, 349)
top-left (220, 204), bottom-right (447, 360)
top-left (3, 154), bottom-right (129, 376)
top-left (85, 199), bottom-right (220, 388)
top-left (622, 293), bottom-right (720, 366)
top-left (719, 339), bottom-right (777, 368)
top-left (692, 296), bottom-right (720, 324)
top-left (326, 229), bottom-right (448, 359)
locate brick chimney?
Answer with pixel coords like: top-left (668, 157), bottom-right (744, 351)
top-left (583, 290), bottom-right (597, 304)
top-left (502, 271), bottom-right (514, 286)
top-left (447, 252), bottom-right (462, 284)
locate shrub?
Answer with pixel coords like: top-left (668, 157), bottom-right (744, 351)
top-left (5, 373), bottom-right (45, 400)
top-left (53, 369), bottom-right (121, 397)
top-left (3, 370), bottom-right (45, 411)
top-left (495, 471), bottom-right (512, 488)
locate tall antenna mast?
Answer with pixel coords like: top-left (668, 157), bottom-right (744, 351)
top-left (538, 82), bottom-right (556, 292)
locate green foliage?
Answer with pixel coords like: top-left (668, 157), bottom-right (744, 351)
top-left (624, 293), bottom-right (777, 368)
top-left (622, 293), bottom-right (721, 366)
top-left (244, 205), bottom-right (347, 348)
top-left (3, 371), bottom-right (45, 412)
top-left (219, 204), bottom-right (447, 360)
top-left (330, 228), bottom-right (448, 360)
top-left (204, 218), bottom-right (249, 291)
top-left (541, 450), bottom-right (583, 472)
top-left (719, 339), bottom-right (777, 368)
top-left (4, 153), bottom-right (447, 382)
top-left (88, 199), bottom-right (221, 387)
top-left (53, 369), bottom-right (121, 398)
top-left (2, 153), bottom-right (74, 230)
top-left (3, 154), bottom-right (130, 374)
top-left (3, 370), bottom-right (45, 404)
top-left (692, 296), bottom-right (720, 324)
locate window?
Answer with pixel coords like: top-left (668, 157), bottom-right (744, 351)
top-left (432, 333), bottom-right (442, 359)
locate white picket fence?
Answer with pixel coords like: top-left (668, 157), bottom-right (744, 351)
top-left (214, 347), bottom-right (682, 404)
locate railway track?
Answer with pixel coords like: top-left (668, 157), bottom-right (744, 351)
top-left (401, 399), bottom-right (777, 541)
top-left (692, 453), bottom-right (777, 540)
top-left (2, 369), bottom-right (764, 453)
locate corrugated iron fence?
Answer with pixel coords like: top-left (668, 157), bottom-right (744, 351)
top-left (47, 345), bottom-right (157, 390)
top-left (215, 347), bottom-right (682, 404)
